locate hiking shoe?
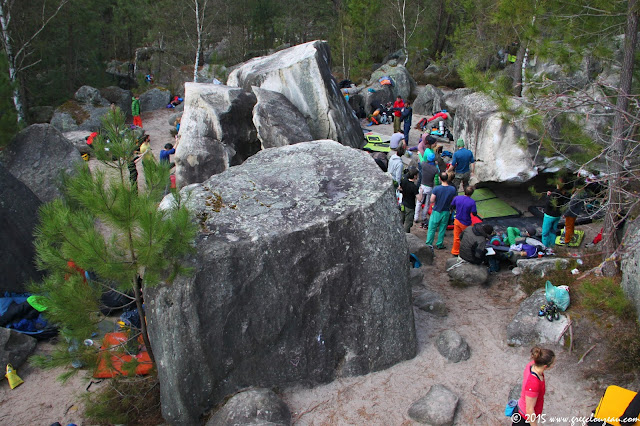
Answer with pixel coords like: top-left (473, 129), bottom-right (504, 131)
top-left (436, 244), bottom-right (447, 250)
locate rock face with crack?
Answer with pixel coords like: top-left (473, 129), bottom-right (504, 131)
top-left (227, 41), bottom-right (363, 149)
top-left (147, 141), bottom-right (417, 424)
top-left (174, 83), bottom-right (261, 186)
top-left (507, 289), bottom-right (569, 346)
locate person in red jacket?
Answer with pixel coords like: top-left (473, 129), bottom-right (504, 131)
top-left (393, 96), bottom-right (404, 133)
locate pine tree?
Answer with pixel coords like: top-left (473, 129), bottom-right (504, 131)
top-left (30, 108), bottom-right (196, 374)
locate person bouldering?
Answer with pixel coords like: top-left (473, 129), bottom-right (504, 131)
top-left (132, 95), bottom-right (142, 128)
top-left (160, 137), bottom-right (180, 169)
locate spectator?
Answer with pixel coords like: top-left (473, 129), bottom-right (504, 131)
top-left (451, 138), bottom-right (475, 192)
top-left (132, 95), bottom-right (142, 128)
top-left (393, 96), bottom-right (404, 133)
top-left (425, 172), bottom-right (457, 250)
top-left (450, 186), bottom-right (478, 256)
top-left (400, 167), bottom-right (420, 233)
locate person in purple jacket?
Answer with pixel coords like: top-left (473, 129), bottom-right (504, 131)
top-left (450, 185), bottom-right (477, 256)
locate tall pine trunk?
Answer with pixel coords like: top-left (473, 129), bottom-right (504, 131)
top-left (602, 0), bottom-right (638, 276)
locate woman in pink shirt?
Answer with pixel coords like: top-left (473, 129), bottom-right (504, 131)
top-left (513, 347), bottom-right (555, 426)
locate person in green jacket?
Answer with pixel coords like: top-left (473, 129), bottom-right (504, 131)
top-left (132, 95), bottom-right (142, 127)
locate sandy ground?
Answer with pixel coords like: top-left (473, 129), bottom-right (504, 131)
top-left (0, 110), bottom-right (607, 425)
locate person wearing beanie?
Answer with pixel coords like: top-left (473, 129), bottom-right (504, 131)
top-left (450, 185), bottom-right (478, 256)
top-left (414, 152), bottom-right (439, 226)
top-left (459, 222), bottom-right (494, 265)
top-left (451, 138), bottom-right (476, 192)
top-left (425, 172), bottom-right (457, 250)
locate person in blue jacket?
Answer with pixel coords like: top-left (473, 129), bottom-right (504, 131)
top-left (401, 100), bottom-right (413, 145)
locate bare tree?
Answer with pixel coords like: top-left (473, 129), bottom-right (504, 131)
top-left (0, 0), bottom-right (68, 123)
top-left (390, 0), bottom-right (425, 67)
top-left (190, 0), bottom-right (209, 82)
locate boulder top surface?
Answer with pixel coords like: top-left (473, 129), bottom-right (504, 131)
top-left (179, 140), bottom-right (390, 242)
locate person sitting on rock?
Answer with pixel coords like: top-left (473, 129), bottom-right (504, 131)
top-left (459, 223), bottom-right (494, 265)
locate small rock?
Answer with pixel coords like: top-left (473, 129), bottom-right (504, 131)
top-left (409, 268), bottom-right (424, 287)
top-left (436, 329), bottom-right (471, 362)
top-left (0, 327), bottom-right (38, 369)
top-left (412, 288), bottom-right (448, 316)
top-left (408, 384), bottom-right (459, 425)
top-left (445, 257), bottom-right (488, 286)
top-left (206, 388), bottom-right (291, 426)
top-left (406, 233), bottom-right (433, 266)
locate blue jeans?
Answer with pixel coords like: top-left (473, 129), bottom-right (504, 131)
top-left (542, 213), bottom-right (561, 247)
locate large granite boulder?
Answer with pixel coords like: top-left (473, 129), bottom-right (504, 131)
top-left (507, 289), bottom-right (569, 346)
top-left (100, 86), bottom-right (133, 117)
top-left (251, 87), bottom-right (313, 149)
top-left (362, 84), bottom-right (395, 115)
top-left (441, 88), bottom-right (474, 114)
top-left (62, 130), bottom-right (93, 156)
top-left (413, 84), bottom-right (445, 115)
top-left (2, 124), bottom-right (83, 202)
top-left (0, 327), bottom-right (37, 369)
top-left (227, 41), bottom-right (363, 149)
top-left (452, 92), bottom-right (537, 183)
top-left (368, 64), bottom-right (415, 101)
top-left (0, 164), bottom-right (43, 293)
top-left (621, 218), bottom-right (640, 321)
top-left (148, 141), bottom-right (417, 424)
top-left (74, 85), bottom-right (109, 106)
top-left (50, 100), bottom-right (110, 132)
top-left (206, 388), bottom-right (291, 426)
top-left (175, 83), bottom-right (260, 186)
top-left (140, 88), bottom-right (171, 112)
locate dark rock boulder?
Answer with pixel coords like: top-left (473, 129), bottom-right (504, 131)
top-left (100, 86), bottom-right (133, 118)
top-left (622, 218), bottom-right (640, 321)
top-left (28, 106), bottom-right (54, 124)
top-left (409, 268), bottom-right (424, 287)
top-left (0, 163), bottom-right (43, 293)
top-left (506, 289), bottom-right (569, 346)
top-left (445, 257), bottom-right (488, 286)
top-left (408, 384), bottom-right (459, 425)
top-left (148, 141), bottom-right (417, 424)
top-left (50, 101), bottom-right (110, 132)
top-left (74, 85), bottom-right (109, 106)
top-left (0, 327), bottom-right (37, 369)
top-left (227, 41), bottom-right (363, 149)
top-left (412, 287), bottom-right (448, 317)
top-left (206, 388), bottom-right (291, 426)
top-left (2, 124), bottom-right (83, 202)
top-left (251, 87), bottom-right (313, 148)
top-left (406, 233), bottom-right (433, 266)
top-left (413, 84), bottom-right (445, 115)
top-left (174, 83), bottom-right (260, 187)
top-left (140, 88), bottom-right (171, 112)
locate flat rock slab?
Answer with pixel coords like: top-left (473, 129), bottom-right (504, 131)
top-left (408, 384), bottom-right (459, 425)
top-left (506, 288), bottom-right (569, 346)
top-left (436, 329), bottom-right (471, 363)
top-left (445, 257), bottom-right (488, 286)
top-left (206, 388), bottom-right (291, 426)
top-left (517, 258), bottom-right (570, 275)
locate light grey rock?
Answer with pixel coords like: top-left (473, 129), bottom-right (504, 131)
top-left (516, 258), bottom-right (570, 275)
top-left (2, 124), bottom-right (83, 202)
top-left (368, 64), bottom-right (415, 101)
top-left (50, 102), bottom-right (110, 132)
top-left (0, 327), bottom-right (37, 370)
top-left (441, 88), bottom-right (474, 114)
top-left (0, 164), bottom-right (43, 293)
top-left (621, 217), bottom-right (640, 321)
top-left (139, 88), bottom-right (171, 112)
top-left (406, 233), bottom-right (434, 266)
top-left (100, 86), bottom-right (133, 117)
top-left (408, 384), bottom-right (459, 425)
top-left (74, 85), bottom-right (109, 106)
top-left (413, 85), bottom-right (445, 115)
top-left (507, 289), bottom-right (569, 346)
top-left (148, 141), bottom-right (417, 425)
top-left (168, 112), bottom-right (183, 126)
top-left (174, 83), bottom-right (260, 187)
top-left (62, 130), bottom-right (93, 155)
top-left (206, 388), bottom-right (291, 426)
top-left (50, 110), bottom-right (80, 132)
top-left (453, 92), bottom-right (538, 183)
top-left (251, 87), bottom-right (313, 148)
top-left (445, 257), bottom-right (488, 286)
top-left (412, 287), bottom-right (448, 316)
top-left (227, 41), bottom-right (363, 149)
top-left (436, 329), bottom-right (471, 363)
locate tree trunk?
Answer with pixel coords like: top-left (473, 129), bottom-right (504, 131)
top-left (134, 275), bottom-right (155, 364)
top-left (0, 3), bottom-right (25, 123)
top-left (602, 0), bottom-right (638, 276)
top-left (512, 44), bottom-right (526, 97)
top-left (193, 0), bottom-right (201, 82)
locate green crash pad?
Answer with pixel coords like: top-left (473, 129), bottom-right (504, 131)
top-left (459, 187), bottom-right (521, 218)
top-left (363, 132), bottom-right (391, 152)
top-left (555, 229), bottom-right (585, 247)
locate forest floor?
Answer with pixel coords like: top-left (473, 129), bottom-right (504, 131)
top-left (0, 110), bottom-right (636, 425)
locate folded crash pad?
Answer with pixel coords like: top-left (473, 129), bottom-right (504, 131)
top-left (591, 385), bottom-right (640, 426)
top-left (94, 332), bottom-right (153, 378)
top-left (555, 229), bottom-right (585, 247)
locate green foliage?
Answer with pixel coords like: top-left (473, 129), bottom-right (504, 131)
top-left (577, 277), bottom-right (636, 320)
top-left (30, 108), bottom-right (197, 373)
top-left (0, 53), bottom-right (19, 147)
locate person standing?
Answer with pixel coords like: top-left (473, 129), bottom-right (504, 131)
top-left (542, 180), bottom-right (567, 248)
top-left (425, 172), bottom-right (457, 250)
top-left (562, 188), bottom-right (581, 245)
top-left (388, 144), bottom-right (405, 187)
top-left (400, 167), bottom-right (420, 233)
top-left (414, 152), bottom-right (439, 226)
top-left (450, 185), bottom-right (478, 256)
top-left (401, 100), bottom-right (413, 145)
top-left (512, 347), bottom-right (555, 426)
top-left (451, 138), bottom-right (475, 192)
top-left (132, 95), bottom-right (142, 128)
top-left (393, 96), bottom-right (405, 133)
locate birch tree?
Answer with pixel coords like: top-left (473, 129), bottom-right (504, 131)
top-left (390, 0), bottom-right (425, 66)
top-left (191, 0), bottom-right (209, 82)
top-left (0, 0), bottom-right (68, 123)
